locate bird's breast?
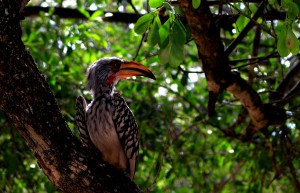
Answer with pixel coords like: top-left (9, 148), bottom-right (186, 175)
top-left (86, 96), bottom-right (127, 170)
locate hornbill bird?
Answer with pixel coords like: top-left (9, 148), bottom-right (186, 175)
top-left (76, 57), bottom-right (155, 179)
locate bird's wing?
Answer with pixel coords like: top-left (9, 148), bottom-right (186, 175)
top-left (112, 93), bottom-right (139, 178)
top-left (76, 95), bottom-right (94, 148)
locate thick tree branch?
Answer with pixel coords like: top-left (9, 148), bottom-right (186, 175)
top-left (178, 0), bottom-right (286, 130)
top-left (0, 1), bottom-right (143, 192)
top-left (22, 6), bottom-right (286, 25)
top-left (23, 6), bottom-right (140, 23)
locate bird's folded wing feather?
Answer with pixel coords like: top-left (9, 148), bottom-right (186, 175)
top-left (112, 93), bottom-right (139, 176)
top-left (76, 95), bottom-right (94, 148)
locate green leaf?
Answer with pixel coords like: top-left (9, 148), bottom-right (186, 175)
top-left (277, 27), bottom-right (289, 57)
top-left (78, 7), bottom-right (90, 19)
top-left (170, 41), bottom-right (184, 65)
top-left (181, 75), bottom-right (188, 86)
top-left (148, 15), bottom-right (161, 46)
top-left (159, 19), bottom-right (186, 66)
top-left (159, 18), bottom-right (170, 48)
top-left (283, 1), bottom-right (299, 19)
top-left (162, 2), bottom-right (172, 11)
top-left (134, 12), bottom-right (155, 34)
top-left (296, 0), bottom-right (300, 9)
top-left (159, 43), bottom-right (172, 65)
top-left (159, 38), bottom-right (184, 66)
top-left (149, 0), bottom-right (164, 8)
top-left (235, 15), bottom-right (250, 32)
top-left (90, 10), bottom-right (103, 20)
top-left (84, 32), bottom-right (101, 41)
top-left (268, 0), bottom-right (277, 6)
top-left (76, 0), bottom-right (82, 7)
top-left (286, 28), bottom-right (299, 55)
top-left (192, 0), bottom-right (201, 9)
top-left (48, 7), bottom-right (55, 15)
top-left (172, 19), bottom-right (186, 45)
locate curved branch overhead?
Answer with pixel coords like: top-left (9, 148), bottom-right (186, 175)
top-left (22, 5), bottom-right (286, 25)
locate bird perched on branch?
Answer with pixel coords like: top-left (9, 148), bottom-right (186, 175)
top-left (76, 57), bottom-right (155, 179)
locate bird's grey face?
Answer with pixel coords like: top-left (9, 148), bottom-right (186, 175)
top-left (86, 57), bottom-right (122, 91)
top-left (86, 57), bottom-right (156, 96)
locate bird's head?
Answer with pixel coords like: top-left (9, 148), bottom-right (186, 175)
top-left (86, 57), bottom-right (156, 96)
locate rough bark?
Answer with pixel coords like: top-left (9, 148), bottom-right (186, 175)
top-left (0, 1), bottom-right (142, 192)
top-left (178, 0), bottom-right (286, 131)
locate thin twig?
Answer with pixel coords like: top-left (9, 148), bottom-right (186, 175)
top-left (127, 0), bottom-right (140, 15)
top-left (248, 25), bottom-right (261, 84)
top-left (225, 1), bottom-right (273, 56)
top-left (231, 51), bottom-right (278, 69)
top-left (178, 65), bottom-right (204, 74)
top-left (230, 51), bottom-right (279, 65)
top-left (133, 33), bottom-right (146, 60)
top-left (228, 1), bottom-right (276, 38)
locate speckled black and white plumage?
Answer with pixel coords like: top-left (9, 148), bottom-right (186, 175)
top-left (76, 57), bottom-right (154, 179)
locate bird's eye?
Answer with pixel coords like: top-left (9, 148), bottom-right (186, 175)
top-left (110, 61), bottom-right (121, 72)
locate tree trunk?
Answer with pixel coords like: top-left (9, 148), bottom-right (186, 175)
top-left (0, 1), bottom-right (142, 192)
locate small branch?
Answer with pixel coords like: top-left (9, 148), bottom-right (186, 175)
top-left (23, 6), bottom-right (140, 23)
top-left (248, 26), bottom-right (261, 84)
top-left (230, 51), bottom-right (279, 67)
top-left (271, 59), bottom-right (300, 101)
top-left (229, 2), bottom-right (276, 38)
top-left (133, 33), bottom-right (146, 60)
top-left (225, 1), bottom-right (266, 56)
top-left (127, 0), bottom-right (140, 15)
top-left (278, 80), bottom-right (300, 107)
top-left (178, 65), bottom-right (204, 74)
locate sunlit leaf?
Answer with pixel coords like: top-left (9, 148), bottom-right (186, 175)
top-left (134, 12), bottom-right (155, 34)
top-left (235, 15), bottom-right (250, 32)
top-left (78, 7), bottom-right (90, 19)
top-left (48, 7), bottom-right (55, 15)
top-left (149, 0), bottom-right (164, 8)
top-left (90, 10), bottom-right (103, 20)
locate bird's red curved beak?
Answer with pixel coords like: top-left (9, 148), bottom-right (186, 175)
top-left (115, 61), bottom-right (156, 81)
